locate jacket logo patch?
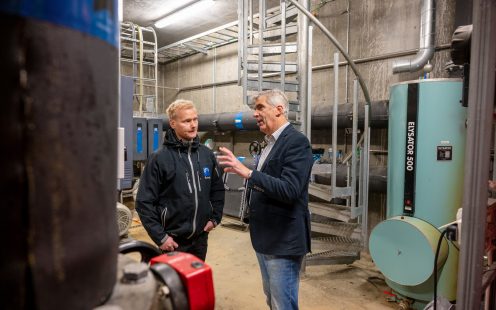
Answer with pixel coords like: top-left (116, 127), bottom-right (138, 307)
top-left (203, 167), bottom-right (211, 179)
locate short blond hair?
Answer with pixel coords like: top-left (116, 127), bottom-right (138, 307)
top-left (166, 99), bottom-right (196, 120)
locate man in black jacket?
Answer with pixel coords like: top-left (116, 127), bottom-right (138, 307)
top-left (218, 89), bottom-right (313, 310)
top-left (136, 99), bottom-right (225, 261)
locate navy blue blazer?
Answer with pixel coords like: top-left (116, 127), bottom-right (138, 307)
top-left (247, 125), bottom-right (313, 256)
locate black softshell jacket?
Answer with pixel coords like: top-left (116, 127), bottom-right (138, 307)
top-left (136, 129), bottom-right (225, 246)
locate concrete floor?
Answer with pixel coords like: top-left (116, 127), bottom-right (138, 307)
top-left (127, 215), bottom-right (396, 310)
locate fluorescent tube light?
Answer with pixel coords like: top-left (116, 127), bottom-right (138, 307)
top-left (154, 0), bottom-right (214, 28)
top-left (118, 0), bottom-right (123, 22)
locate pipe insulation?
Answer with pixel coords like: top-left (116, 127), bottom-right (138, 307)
top-left (313, 165), bottom-right (387, 193)
top-left (162, 100), bottom-right (388, 132)
top-left (392, 0), bottom-right (436, 73)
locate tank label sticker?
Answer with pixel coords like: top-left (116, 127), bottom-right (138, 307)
top-left (437, 145), bottom-right (453, 161)
top-left (0, 0), bottom-right (118, 47)
top-left (404, 83), bottom-right (419, 215)
top-left (406, 122), bottom-right (416, 171)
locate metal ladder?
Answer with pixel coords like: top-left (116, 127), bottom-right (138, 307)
top-left (120, 22), bottom-right (158, 115)
top-left (238, 0), bottom-right (307, 131)
top-left (238, 0), bottom-right (370, 266)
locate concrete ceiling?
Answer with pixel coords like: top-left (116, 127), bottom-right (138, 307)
top-left (123, 0), bottom-right (240, 48)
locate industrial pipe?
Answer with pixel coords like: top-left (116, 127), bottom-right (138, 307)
top-left (313, 165), bottom-right (387, 193)
top-left (392, 0), bottom-right (436, 73)
top-left (162, 100), bottom-right (388, 132)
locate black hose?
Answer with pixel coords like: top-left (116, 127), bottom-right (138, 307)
top-left (433, 229), bottom-right (449, 310)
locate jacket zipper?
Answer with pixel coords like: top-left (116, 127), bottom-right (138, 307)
top-left (161, 207), bottom-right (168, 227)
top-left (197, 171), bottom-right (202, 192)
top-left (187, 145), bottom-right (199, 239)
top-left (185, 171), bottom-right (193, 193)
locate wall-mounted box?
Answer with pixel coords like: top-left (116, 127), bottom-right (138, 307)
top-left (147, 118), bottom-right (163, 157)
top-left (133, 117), bottom-right (148, 161)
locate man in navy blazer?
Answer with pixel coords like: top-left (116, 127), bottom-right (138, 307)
top-left (218, 89), bottom-right (313, 310)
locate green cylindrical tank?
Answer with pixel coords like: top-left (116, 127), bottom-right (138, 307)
top-left (370, 79), bottom-right (466, 309)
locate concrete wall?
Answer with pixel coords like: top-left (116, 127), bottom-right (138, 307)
top-left (152, 0), bottom-right (458, 234)
top-left (159, 0), bottom-right (456, 128)
top-left (161, 43), bottom-right (247, 114)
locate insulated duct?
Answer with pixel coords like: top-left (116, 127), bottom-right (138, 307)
top-left (311, 100), bottom-right (388, 130)
top-left (392, 0), bottom-right (436, 73)
top-left (313, 165), bottom-right (387, 193)
top-left (162, 100), bottom-right (388, 132)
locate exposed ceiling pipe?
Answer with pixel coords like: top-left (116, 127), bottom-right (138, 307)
top-left (392, 0), bottom-right (436, 73)
top-left (162, 100), bottom-right (389, 132)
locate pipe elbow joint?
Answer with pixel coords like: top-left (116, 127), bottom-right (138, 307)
top-left (392, 47), bottom-right (435, 74)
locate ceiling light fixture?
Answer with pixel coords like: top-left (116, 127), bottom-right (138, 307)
top-left (154, 0), bottom-right (215, 29)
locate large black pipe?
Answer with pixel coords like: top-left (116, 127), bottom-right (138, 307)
top-left (1, 3), bottom-right (118, 309)
top-left (313, 165), bottom-right (387, 193)
top-left (221, 157), bottom-right (387, 193)
top-left (162, 100), bottom-right (388, 132)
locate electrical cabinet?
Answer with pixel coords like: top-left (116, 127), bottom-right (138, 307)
top-left (133, 117), bottom-right (148, 161)
top-left (120, 76), bottom-right (134, 189)
top-left (147, 118), bottom-right (163, 157)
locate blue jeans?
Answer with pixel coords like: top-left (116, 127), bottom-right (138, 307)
top-left (256, 252), bottom-right (304, 310)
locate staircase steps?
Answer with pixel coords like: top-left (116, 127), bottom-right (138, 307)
top-left (310, 220), bottom-right (360, 239)
top-left (309, 202), bottom-right (351, 222)
top-left (246, 61), bottom-right (297, 73)
top-left (247, 42), bottom-right (297, 55)
top-left (311, 236), bottom-right (363, 253)
top-left (246, 78), bottom-right (299, 92)
top-left (265, 5), bottom-right (298, 27)
top-left (305, 250), bottom-right (360, 266)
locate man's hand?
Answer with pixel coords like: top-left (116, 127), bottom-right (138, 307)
top-left (489, 180), bottom-right (496, 191)
top-left (159, 236), bottom-right (179, 252)
top-left (204, 220), bottom-right (216, 232)
top-left (217, 147), bottom-right (252, 179)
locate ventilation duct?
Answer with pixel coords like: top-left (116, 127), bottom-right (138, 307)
top-left (392, 0), bottom-right (436, 73)
top-left (162, 101), bottom-right (388, 132)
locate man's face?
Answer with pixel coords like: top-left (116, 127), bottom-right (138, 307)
top-left (170, 108), bottom-right (198, 141)
top-left (253, 96), bottom-right (283, 135)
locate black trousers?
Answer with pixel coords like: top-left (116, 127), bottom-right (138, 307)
top-left (164, 231), bottom-right (209, 261)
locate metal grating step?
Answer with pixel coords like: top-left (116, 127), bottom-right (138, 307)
top-left (246, 61), bottom-right (298, 73)
top-left (309, 183), bottom-right (352, 201)
top-left (247, 42), bottom-right (297, 55)
top-left (289, 119), bottom-right (302, 126)
top-left (305, 250), bottom-right (360, 266)
top-left (310, 219), bottom-right (361, 239)
top-left (311, 236), bottom-right (363, 253)
top-left (246, 78), bottom-right (299, 92)
top-left (309, 183), bottom-right (333, 201)
top-left (288, 101), bottom-right (301, 112)
top-left (309, 202), bottom-right (351, 222)
top-left (265, 5), bottom-right (298, 27)
top-left (257, 24), bottom-right (298, 40)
